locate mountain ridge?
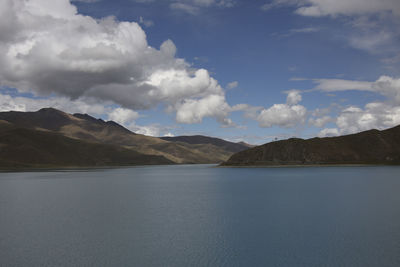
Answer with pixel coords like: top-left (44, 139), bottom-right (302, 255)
top-left (222, 125), bottom-right (400, 166)
top-left (0, 108), bottom-right (250, 167)
top-left (0, 124), bottom-right (172, 169)
top-left (160, 135), bottom-right (249, 153)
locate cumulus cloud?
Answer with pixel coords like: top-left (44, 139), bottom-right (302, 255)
top-left (175, 94), bottom-right (231, 124)
top-left (315, 101), bottom-right (400, 137)
top-left (309, 75), bottom-right (400, 134)
top-left (130, 124), bottom-right (162, 136)
top-left (108, 107), bottom-right (140, 125)
top-left (0, 0), bottom-right (233, 125)
top-left (106, 107), bottom-right (178, 137)
top-left (318, 128), bottom-right (339, 137)
top-left (286, 90), bottom-right (302, 105)
top-left (257, 104), bottom-right (307, 128)
top-left (231, 104), bottom-right (263, 120)
top-left (335, 103), bottom-right (400, 134)
top-left (256, 91), bottom-right (307, 128)
top-left (309, 115), bottom-right (332, 127)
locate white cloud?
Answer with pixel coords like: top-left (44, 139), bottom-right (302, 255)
top-left (131, 124), bottom-right (162, 136)
top-left (373, 76), bottom-right (400, 104)
top-left (175, 94), bottom-right (231, 124)
top-left (262, 0), bottom-right (400, 17)
top-left (108, 107), bottom-right (140, 125)
top-left (318, 128), bottom-right (339, 137)
top-left (348, 30), bottom-right (394, 53)
top-left (309, 115), bottom-right (332, 127)
top-left (170, 0), bottom-right (235, 14)
top-left (236, 91), bottom-right (307, 129)
top-left (312, 78), bottom-right (374, 92)
top-left (163, 132), bottom-right (175, 137)
top-left (298, 0), bottom-right (400, 17)
top-left (335, 103), bottom-right (400, 134)
top-left (312, 76), bottom-right (400, 104)
top-left (286, 90), bottom-right (302, 105)
top-left (257, 104), bottom-right (307, 128)
top-left (0, 0), bottom-right (234, 126)
top-left (231, 104), bottom-right (263, 120)
top-left (0, 92), bottom-right (109, 115)
top-left (309, 76), bottom-right (400, 134)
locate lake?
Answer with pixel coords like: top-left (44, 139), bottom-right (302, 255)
top-left (1, 165), bottom-right (400, 266)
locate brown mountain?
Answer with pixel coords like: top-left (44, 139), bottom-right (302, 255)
top-left (222, 125), bottom-right (400, 166)
top-left (0, 120), bottom-right (172, 169)
top-left (0, 108), bottom-right (246, 166)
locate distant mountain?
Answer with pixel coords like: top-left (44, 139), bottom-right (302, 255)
top-left (160, 135), bottom-right (249, 153)
top-left (237, 141), bottom-right (255, 148)
top-left (0, 108), bottom-right (248, 167)
top-left (0, 121), bottom-right (172, 169)
top-left (222, 125), bottom-right (400, 166)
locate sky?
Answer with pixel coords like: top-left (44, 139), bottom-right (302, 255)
top-left (0, 0), bottom-right (400, 144)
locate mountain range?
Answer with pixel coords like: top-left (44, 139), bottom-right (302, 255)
top-left (222, 125), bottom-right (400, 166)
top-left (2, 108), bottom-right (399, 169)
top-left (0, 108), bottom-right (249, 169)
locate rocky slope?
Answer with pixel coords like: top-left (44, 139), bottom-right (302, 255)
top-left (0, 108), bottom-right (248, 166)
top-left (222, 125), bottom-right (400, 166)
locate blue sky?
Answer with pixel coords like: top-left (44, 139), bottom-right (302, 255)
top-left (1, 0), bottom-right (400, 143)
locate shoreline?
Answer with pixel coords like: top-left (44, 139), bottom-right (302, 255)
top-left (218, 163), bottom-right (400, 168)
top-left (2, 162), bottom-right (400, 172)
top-left (0, 163), bottom-right (224, 173)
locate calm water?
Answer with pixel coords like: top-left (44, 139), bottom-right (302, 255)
top-left (1, 165), bottom-right (400, 267)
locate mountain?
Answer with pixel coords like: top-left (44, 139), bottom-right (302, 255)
top-left (0, 121), bottom-right (172, 169)
top-left (160, 135), bottom-right (249, 153)
top-left (222, 125), bottom-right (400, 166)
top-left (0, 108), bottom-right (247, 167)
top-left (237, 141), bottom-right (255, 148)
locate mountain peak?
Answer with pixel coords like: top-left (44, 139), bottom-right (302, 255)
top-left (38, 107), bottom-right (64, 113)
top-left (73, 113), bottom-right (104, 123)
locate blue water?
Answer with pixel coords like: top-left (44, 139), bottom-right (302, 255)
top-left (1, 165), bottom-right (400, 266)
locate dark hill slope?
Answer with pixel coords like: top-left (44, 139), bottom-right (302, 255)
top-left (222, 125), bottom-right (400, 166)
top-left (0, 124), bottom-right (172, 169)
